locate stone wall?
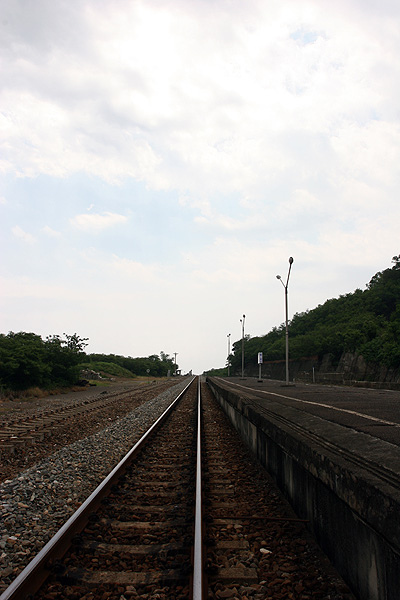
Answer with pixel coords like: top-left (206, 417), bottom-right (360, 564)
top-left (241, 352), bottom-right (400, 389)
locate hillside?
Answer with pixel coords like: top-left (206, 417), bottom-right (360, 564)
top-left (224, 255), bottom-right (400, 380)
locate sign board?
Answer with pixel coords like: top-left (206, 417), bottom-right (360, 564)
top-left (258, 352), bottom-right (263, 364)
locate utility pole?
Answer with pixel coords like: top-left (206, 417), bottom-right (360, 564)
top-left (276, 257), bottom-right (294, 385)
top-left (227, 333), bottom-right (231, 376)
top-left (240, 314), bottom-right (245, 379)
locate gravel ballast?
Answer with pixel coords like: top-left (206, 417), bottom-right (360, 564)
top-left (0, 378), bottom-right (191, 593)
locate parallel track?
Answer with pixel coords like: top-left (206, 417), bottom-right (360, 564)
top-left (0, 382), bottom-right (177, 454)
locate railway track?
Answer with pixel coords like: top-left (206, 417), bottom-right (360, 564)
top-left (1, 377), bottom-right (354, 600)
top-left (0, 381), bottom-right (180, 483)
top-left (0, 382), bottom-right (176, 453)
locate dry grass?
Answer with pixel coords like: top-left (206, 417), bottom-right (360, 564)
top-left (0, 385), bottom-right (89, 402)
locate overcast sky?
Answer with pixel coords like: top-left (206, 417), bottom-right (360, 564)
top-left (1, 0), bottom-right (399, 374)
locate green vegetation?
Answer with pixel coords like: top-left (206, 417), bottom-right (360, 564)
top-left (84, 352), bottom-right (176, 378)
top-left (204, 366), bottom-right (227, 377)
top-left (226, 255), bottom-right (400, 375)
top-left (0, 332), bottom-right (88, 390)
top-left (0, 330), bottom-right (178, 393)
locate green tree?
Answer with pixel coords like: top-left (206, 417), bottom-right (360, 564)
top-left (0, 332), bottom-right (50, 389)
top-left (44, 334), bottom-right (88, 386)
top-left (0, 332), bottom-right (89, 390)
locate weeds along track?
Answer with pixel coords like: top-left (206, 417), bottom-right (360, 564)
top-left (1, 378), bottom-right (354, 600)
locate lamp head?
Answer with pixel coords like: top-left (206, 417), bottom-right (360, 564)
top-left (276, 275), bottom-right (281, 280)
top-left (289, 257), bottom-right (294, 264)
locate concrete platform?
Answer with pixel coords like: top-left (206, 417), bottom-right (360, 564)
top-left (207, 377), bottom-right (400, 600)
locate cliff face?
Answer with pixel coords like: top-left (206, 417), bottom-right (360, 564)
top-left (337, 352), bottom-right (400, 385)
top-left (243, 352), bottom-right (400, 389)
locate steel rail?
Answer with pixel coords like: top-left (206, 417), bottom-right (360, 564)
top-left (192, 378), bottom-right (205, 599)
top-left (0, 376), bottom-right (196, 600)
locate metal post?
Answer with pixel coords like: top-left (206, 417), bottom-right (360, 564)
top-left (227, 333), bottom-right (231, 377)
top-left (173, 352), bottom-right (178, 376)
top-left (284, 283), bottom-right (289, 385)
top-left (240, 314), bottom-right (245, 378)
top-left (276, 257), bottom-right (293, 385)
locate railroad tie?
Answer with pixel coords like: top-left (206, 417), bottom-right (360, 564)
top-left (58, 567), bottom-right (184, 586)
top-left (0, 443), bottom-right (16, 454)
top-left (109, 519), bottom-right (187, 531)
top-left (81, 540), bottom-right (186, 556)
top-left (211, 566), bottom-right (258, 584)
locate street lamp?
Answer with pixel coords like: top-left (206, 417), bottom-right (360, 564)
top-left (276, 257), bottom-right (294, 385)
top-left (240, 314), bottom-right (245, 378)
top-left (227, 333), bottom-right (231, 377)
top-left (173, 352), bottom-right (178, 376)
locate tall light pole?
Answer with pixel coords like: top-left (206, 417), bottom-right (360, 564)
top-left (227, 333), bottom-right (231, 377)
top-left (173, 352), bottom-right (178, 376)
top-left (240, 314), bottom-right (245, 378)
top-left (276, 257), bottom-right (294, 385)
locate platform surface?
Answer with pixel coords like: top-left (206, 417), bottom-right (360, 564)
top-left (210, 376), bottom-right (400, 487)
top-left (214, 376), bottom-right (400, 445)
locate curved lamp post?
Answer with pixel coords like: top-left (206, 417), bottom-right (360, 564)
top-left (240, 314), bottom-right (245, 378)
top-left (276, 257), bottom-right (294, 385)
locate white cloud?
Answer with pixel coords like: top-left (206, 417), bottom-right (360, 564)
top-left (11, 225), bottom-right (36, 244)
top-left (70, 212), bottom-right (128, 232)
top-left (1, 0), bottom-right (399, 196)
top-left (42, 225), bottom-right (61, 237)
top-left (331, 120), bottom-right (400, 187)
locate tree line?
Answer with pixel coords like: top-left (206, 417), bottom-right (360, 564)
top-left (84, 351), bottom-right (177, 378)
top-left (0, 331), bottom-right (178, 391)
top-left (219, 255), bottom-right (400, 376)
top-left (0, 332), bottom-right (89, 390)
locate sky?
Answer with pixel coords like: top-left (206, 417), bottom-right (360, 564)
top-left (1, 0), bottom-right (400, 374)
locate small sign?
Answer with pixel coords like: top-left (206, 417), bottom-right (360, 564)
top-left (258, 352), bottom-right (263, 364)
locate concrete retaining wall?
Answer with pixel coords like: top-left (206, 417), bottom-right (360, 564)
top-left (207, 378), bottom-right (400, 600)
top-left (242, 353), bottom-right (400, 389)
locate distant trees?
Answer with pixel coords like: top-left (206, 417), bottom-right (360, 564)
top-left (227, 255), bottom-right (400, 374)
top-left (0, 332), bottom-right (88, 390)
top-left (0, 332), bottom-right (178, 392)
top-left (85, 351), bottom-right (177, 378)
